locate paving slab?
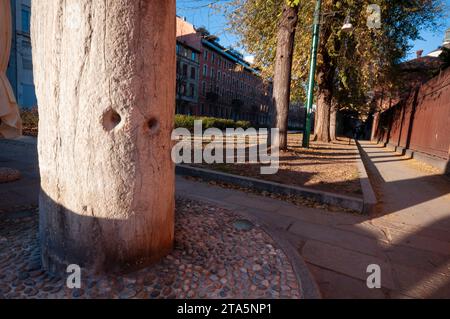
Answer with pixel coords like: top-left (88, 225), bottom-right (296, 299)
top-left (2, 137), bottom-right (450, 299)
top-left (301, 240), bottom-right (397, 290)
top-left (308, 264), bottom-right (387, 299)
top-left (289, 221), bottom-right (385, 257)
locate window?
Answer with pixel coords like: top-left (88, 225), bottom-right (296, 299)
top-left (190, 67), bottom-right (196, 80)
top-left (182, 64), bottom-right (188, 77)
top-left (176, 44), bottom-right (180, 54)
top-left (203, 50), bottom-right (208, 61)
top-left (202, 81), bottom-right (206, 95)
top-left (191, 52), bottom-right (197, 62)
top-left (203, 65), bottom-right (208, 77)
top-left (21, 6), bottom-right (31, 34)
top-left (212, 53), bottom-right (215, 63)
top-left (211, 68), bottom-right (214, 79)
top-left (218, 71), bottom-right (221, 81)
top-left (189, 84), bottom-right (195, 97)
top-left (180, 82), bottom-right (187, 95)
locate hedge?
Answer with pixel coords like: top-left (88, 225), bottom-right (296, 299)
top-left (16, 110), bottom-right (252, 136)
top-left (175, 114), bottom-right (251, 131)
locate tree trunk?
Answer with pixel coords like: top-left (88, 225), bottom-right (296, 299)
top-left (311, 23), bottom-right (335, 144)
top-left (272, 3), bottom-right (299, 150)
top-left (32, 1), bottom-right (176, 274)
top-left (329, 99), bottom-right (337, 141)
top-left (313, 35), bottom-right (334, 143)
top-left (314, 86), bottom-right (331, 142)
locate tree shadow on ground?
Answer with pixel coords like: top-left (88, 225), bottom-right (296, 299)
top-left (357, 141), bottom-right (450, 218)
top-left (190, 136), bottom-right (364, 198)
top-left (296, 211), bottom-right (450, 299)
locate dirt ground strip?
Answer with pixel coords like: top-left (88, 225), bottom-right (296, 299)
top-left (184, 134), bottom-right (362, 197)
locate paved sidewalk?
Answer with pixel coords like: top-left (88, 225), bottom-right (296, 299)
top-left (2, 138), bottom-right (450, 298)
top-left (178, 141), bottom-right (450, 298)
top-left (0, 138), bottom-right (39, 213)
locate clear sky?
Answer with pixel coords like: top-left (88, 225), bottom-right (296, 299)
top-left (176, 0), bottom-right (245, 53)
top-left (176, 0), bottom-right (450, 61)
top-left (405, 0), bottom-right (450, 60)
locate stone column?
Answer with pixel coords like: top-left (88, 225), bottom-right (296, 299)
top-left (0, 0), bottom-right (22, 138)
top-left (32, 1), bottom-right (176, 273)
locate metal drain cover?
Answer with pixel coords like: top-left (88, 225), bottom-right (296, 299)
top-left (233, 219), bottom-right (254, 231)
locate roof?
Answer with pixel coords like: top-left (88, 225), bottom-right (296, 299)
top-left (373, 56), bottom-right (443, 111)
top-left (201, 39), bottom-right (259, 75)
top-left (400, 56), bottom-right (442, 73)
top-left (176, 16), bottom-right (202, 52)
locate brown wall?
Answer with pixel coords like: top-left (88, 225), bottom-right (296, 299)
top-left (373, 68), bottom-right (450, 160)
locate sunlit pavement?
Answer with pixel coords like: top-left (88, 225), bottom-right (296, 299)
top-left (2, 137), bottom-right (450, 298)
top-left (178, 141), bottom-right (450, 299)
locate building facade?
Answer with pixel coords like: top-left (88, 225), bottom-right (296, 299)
top-left (6, 9), bottom-right (273, 122)
top-left (6, 0), bottom-right (36, 109)
top-left (176, 17), bottom-right (273, 126)
top-left (176, 41), bottom-right (200, 115)
top-left (176, 17), bottom-right (202, 115)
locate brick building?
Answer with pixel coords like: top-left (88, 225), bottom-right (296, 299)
top-left (176, 17), bottom-right (202, 115)
top-left (176, 41), bottom-right (200, 115)
top-left (176, 17), bottom-right (273, 126)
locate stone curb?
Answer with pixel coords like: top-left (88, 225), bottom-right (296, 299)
top-left (175, 191), bottom-right (322, 299)
top-left (258, 224), bottom-right (322, 299)
top-left (176, 165), bottom-right (364, 213)
top-left (354, 141), bottom-right (378, 214)
top-left (386, 142), bottom-right (450, 175)
top-left (239, 212), bottom-right (322, 300)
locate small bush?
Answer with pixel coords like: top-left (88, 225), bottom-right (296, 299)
top-left (17, 111), bottom-right (251, 137)
top-left (175, 114), bottom-right (251, 131)
top-left (235, 120), bottom-right (251, 130)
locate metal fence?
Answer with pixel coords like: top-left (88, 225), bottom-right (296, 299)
top-left (372, 68), bottom-right (450, 160)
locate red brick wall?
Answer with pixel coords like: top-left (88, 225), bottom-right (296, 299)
top-left (373, 68), bottom-right (450, 160)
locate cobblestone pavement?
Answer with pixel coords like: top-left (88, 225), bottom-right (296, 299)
top-left (0, 198), bottom-right (301, 299)
top-left (178, 141), bottom-right (450, 298)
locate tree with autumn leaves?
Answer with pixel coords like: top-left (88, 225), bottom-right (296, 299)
top-left (225, 0), bottom-right (445, 148)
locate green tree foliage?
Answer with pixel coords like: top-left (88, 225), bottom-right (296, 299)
top-left (225, 0), bottom-right (445, 141)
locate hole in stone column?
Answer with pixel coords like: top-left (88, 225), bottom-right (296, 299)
top-left (102, 109), bottom-right (122, 132)
top-left (146, 117), bottom-right (160, 135)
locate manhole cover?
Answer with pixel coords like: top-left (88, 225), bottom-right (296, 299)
top-left (233, 219), bottom-right (254, 231)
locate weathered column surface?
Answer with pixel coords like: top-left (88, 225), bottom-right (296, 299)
top-left (0, 0), bottom-right (22, 138)
top-left (32, 1), bottom-right (176, 273)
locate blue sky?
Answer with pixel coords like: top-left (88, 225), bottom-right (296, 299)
top-left (176, 0), bottom-right (450, 61)
top-left (176, 0), bottom-right (245, 54)
top-left (406, 0), bottom-right (450, 60)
